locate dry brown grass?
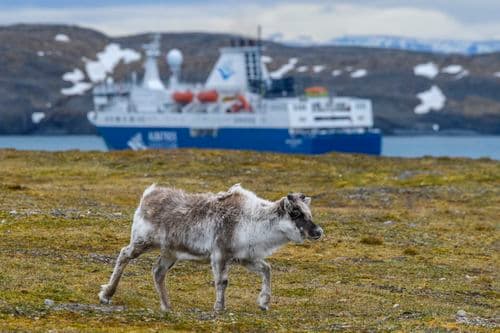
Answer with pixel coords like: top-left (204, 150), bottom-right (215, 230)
top-left (0, 149), bottom-right (498, 332)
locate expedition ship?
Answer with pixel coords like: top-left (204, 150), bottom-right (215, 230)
top-left (87, 35), bottom-right (381, 154)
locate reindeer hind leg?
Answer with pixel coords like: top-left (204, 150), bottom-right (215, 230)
top-left (99, 242), bottom-right (148, 304)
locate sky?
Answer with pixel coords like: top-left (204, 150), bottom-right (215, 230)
top-left (1, 0), bottom-right (500, 41)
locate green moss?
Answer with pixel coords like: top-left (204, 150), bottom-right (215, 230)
top-left (0, 149), bottom-right (498, 332)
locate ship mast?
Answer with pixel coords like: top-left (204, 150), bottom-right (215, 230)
top-left (257, 25), bottom-right (264, 112)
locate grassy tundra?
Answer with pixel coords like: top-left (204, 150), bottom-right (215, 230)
top-left (0, 149), bottom-right (498, 332)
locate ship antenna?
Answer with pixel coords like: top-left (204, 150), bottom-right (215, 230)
top-left (257, 25), bottom-right (263, 97)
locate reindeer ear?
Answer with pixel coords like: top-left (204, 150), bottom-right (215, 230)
top-left (304, 196), bottom-right (312, 206)
top-left (287, 193), bottom-right (294, 201)
top-left (283, 196), bottom-right (293, 212)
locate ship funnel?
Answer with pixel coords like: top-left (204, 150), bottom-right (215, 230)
top-left (167, 49), bottom-right (183, 88)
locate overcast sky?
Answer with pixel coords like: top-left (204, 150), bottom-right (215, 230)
top-left (1, 0), bottom-right (500, 41)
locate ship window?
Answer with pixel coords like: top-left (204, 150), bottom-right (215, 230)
top-left (355, 103), bottom-right (366, 109)
top-left (334, 103), bottom-right (350, 111)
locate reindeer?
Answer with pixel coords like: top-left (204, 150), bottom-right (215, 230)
top-left (99, 184), bottom-right (323, 312)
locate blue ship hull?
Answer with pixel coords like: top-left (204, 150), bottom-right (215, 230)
top-left (97, 127), bottom-right (382, 155)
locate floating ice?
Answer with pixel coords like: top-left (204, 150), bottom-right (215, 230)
top-left (441, 65), bottom-right (463, 74)
top-left (37, 51), bottom-right (45, 57)
top-left (454, 70), bottom-right (469, 80)
top-left (269, 57), bottom-right (298, 79)
top-left (54, 34), bottom-right (70, 43)
top-left (414, 62), bottom-right (439, 79)
top-left (62, 68), bottom-right (85, 84)
top-left (351, 69), bottom-right (367, 78)
top-left (313, 65), bottom-right (325, 73)
top-left (494, 72), bottom-right (500, 78)
top-left (61, 82), bottom-right (92, 96)
top-left (31, 112), bottom-right (45, 124)
top-left (414, 85), bottom-right (446, 114)
top-left (85, 43), bottom-right (141, 83)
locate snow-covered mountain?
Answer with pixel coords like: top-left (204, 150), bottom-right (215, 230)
top-left (329, 36), bottom-right (500, 55)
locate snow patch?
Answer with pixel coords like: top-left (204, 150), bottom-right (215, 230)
top-left (61, 82), bottom-right (92, 96)
top-left (296, 66), bottom-right (308, 73)
top-left (454, 70), bottom-right (469, 80)
top-left (85, 43), bottom-right (141, 83)
top-left (62, 68), bottom-right (85, 84)
top-left (261, 55), bottom-right (272, 64)
top-left (351, 69), bottom-right (368, 78)
top-left (37, 51), bottom-right (45, 57)
top-left (441, 65), bottom-right (463, 74)
top-left (313, 65), bottom-right (325, 73)
top-left (31, 112), bottom-right (45, 124)
top-left (270, 57), bottom-right (298, 79)
top-left (332, 69), bottom-right (343, 77)
top-left (415, 85), bottom-right (446, 114)
top-left (494, 72), bottom-right (500, 78)
top-left (54, 34), bottom-right (70, 43)
top-left (414, 62), bottom-right (439, 79)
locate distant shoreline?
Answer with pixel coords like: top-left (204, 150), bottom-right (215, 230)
top-left (0, 135), bottom-right (499, 159)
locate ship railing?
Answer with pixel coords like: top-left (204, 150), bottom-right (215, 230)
top-left (93, 83), bottom-right (133, 96)
top-left (289, 127), bottom-right (369, 135)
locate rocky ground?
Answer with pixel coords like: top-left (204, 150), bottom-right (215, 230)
top-left (1, 24), bottom-right (500, 135)
top-left (0, 149), bottom-right (498, 331)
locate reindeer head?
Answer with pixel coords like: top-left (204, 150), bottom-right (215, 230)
top-left (278, 193), bottom-right (323, 243)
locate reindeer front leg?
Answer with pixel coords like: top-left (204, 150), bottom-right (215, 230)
top-left (211, 253), bottom-right (229, 312)
top-left (244, 259), bottom-right (271, 310)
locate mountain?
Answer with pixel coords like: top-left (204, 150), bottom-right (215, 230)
top-left (329, 36), bottom-right (500, 55)
top-left (1, 24), bottom-right (500, 135)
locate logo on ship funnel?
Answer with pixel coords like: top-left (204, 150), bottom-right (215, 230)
top-left (217, 62), bottom-right (235, 80)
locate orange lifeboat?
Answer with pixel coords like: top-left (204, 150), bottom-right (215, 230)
top-left (173, 91), bottom-right (194, 104)
top-left (230, 95), bottom-right (252, 112)
top-left (305, 86), bottom-right (328, 97)
top-left (197, 90), bottom-right (219, 103)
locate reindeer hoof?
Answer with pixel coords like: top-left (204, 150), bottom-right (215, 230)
top-left (258, 293), bottom-right (270, 311)
top-left (213, 304), bottom-right (225, 313)
top-left (98, 285), bottom-right (112, 304)
top-left (160, 304), bottom-right (171, 313)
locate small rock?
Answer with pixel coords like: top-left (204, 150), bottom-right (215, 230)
top-left (51, 209), bottom-right (65, 217)
top-left (439, 277), bottom-right (446, 281)
top-left (9, 210), bottom-right (17, 215)
top-left (393, 303), bottom-right (400, 308)
top-left (44, 299), bottom-right (55, 307)
top-left (383, 220), bottom-right (394, 225)
top-left (112, 212), bottom-right (122, 217)
top-left (457, 310), bottom-right (467, 317)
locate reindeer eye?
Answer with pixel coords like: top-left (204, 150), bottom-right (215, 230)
top-left (290, 210), bottom-right (302, 219)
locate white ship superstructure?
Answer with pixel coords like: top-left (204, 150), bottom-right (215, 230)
top-left (88, 35), bottom-right (381, 154)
